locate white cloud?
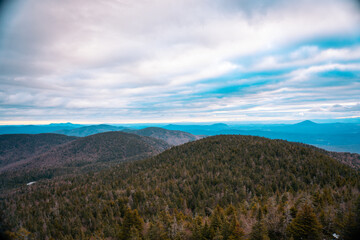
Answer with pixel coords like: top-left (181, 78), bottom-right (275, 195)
top-left (330, 103), bottom-right (360, 112)
top-left (0, 0), bottom-right (359, 123)
top-left (254, 46), bottom-right (360, 71)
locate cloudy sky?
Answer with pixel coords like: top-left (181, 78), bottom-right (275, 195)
top-left (0, 0), bottom-right (359, 124)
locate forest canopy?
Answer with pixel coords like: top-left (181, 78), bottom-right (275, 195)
top-left (1, 135), bottom-right (359, 239)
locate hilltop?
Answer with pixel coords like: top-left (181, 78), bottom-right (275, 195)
top-left (126, 127), bottom-right (202, 146)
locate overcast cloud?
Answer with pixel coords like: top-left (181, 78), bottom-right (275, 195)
top-left (0, 0), bottom-right (359, 124)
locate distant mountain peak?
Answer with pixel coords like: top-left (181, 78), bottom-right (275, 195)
top-left (49, 122), bottom-right (74, 126)
top-left (295, 120), bottom-right (317, 126)
top-left (211, 123), bottom-right (229, 127)
top-left (130, 127), bottom-right (200, 146)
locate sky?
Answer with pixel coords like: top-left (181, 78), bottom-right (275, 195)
top-left (0, 0), bottom-right (359, 124)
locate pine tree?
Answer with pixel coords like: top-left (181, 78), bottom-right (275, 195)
top-left (210, 205), bottom-right (225, 238)
top-left (287, 204), bottom-right (322, 240)
top-left (147, 222), bottom-right (169, 240)
top-left (343, 196), bottom-right (360, 240)
top-left (191, 216), bottom-right (203, 240)
top-left (227, 218), bottom-right (245, 240)
top-left (250, 220), bottom-right (270, 240)
top-left (201, 222), bottom-right (211, 240)
top-left (223, 205), bottom-right (245, 240)
top-left (120, 208), bottom-right (144, 240)
top-left (128, 226), bottom-right (142, 240)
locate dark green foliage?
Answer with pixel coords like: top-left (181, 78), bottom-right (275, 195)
top-left (120, 208), bottom-right (144, 240)
top-left (342, 196), bottom-right (360, 240)
top-left (0, 135), bottom-right (359, 239)
top-left (250, 220), bottom-right (270, 240)
top-left (147, 222), bottom-right (169, 240)
top-left (0, 133), bottom-right (76, 169)
top-left (0, 131), bottom-right (170, 190)
top-left (287, 204), bottom-right (322, 240)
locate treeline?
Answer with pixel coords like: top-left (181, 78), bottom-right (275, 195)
top-left (1, 135), bottom-right (360, 239)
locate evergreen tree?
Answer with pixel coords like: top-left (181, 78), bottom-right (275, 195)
top-left (227, 218), bottom-right (245, 240)
top-left (287, 204), bottom-right (322, 240)
top-left (210, 205), bottom-right (225, 238)
top-left (120, 208), bottom-right (144, 240)
top-left (128, 226), bottom-right (142, 240)
top-left (191, 216), bottom-right (203, 240)
top-left (147, 222), bottom-right (169, 240)
top-left (201, 222), bottom-right (211, 240)
top-left (343, 196), bottom-right (360, 240)
top-left (250, 220), bottom-right (270, 240)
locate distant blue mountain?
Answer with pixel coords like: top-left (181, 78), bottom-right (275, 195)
top-left (0, 123), bottom-right (84, 134)
top-left (163, 121), bottom-right (360, 153)
top-left (295, 120), bottom-right (318, 126)
top-left (55, 124), bottom-right (128, 137)
top-left (1, 121), bottom-right (360, 153)
top-left (164, 123), bottom-right (231, 135)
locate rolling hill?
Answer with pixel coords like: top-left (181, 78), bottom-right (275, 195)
top-left (0, 131), bottom-right (170, 190)
top-left (0, 133), bottom-right (77, 170)
top-left (1, 135), bottom-right (359, 239)
top-left (125, 127), bottom-right (202, 146)
top-left (303, 144), bottom-right (360, 170)
top-left (54, 124), bottom-right (128, 137)
top-left (164, 123), bottom-right (232, 135)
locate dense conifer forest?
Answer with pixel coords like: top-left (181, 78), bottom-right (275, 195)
top-left (0, 133), bottom-right (77, 169)
top-left (0, 132), bottom-right (170, 190)
top-left (1, 135), bottom-right (359, 239)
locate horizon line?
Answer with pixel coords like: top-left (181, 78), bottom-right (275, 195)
top-left (0, 118), bottom-right (358, 126)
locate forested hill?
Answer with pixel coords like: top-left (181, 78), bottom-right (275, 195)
top-left (0, 132), bottom-right (170, 190)
top-left (0, 133), bottom-right (77, 170)
top-left (300, 143), bottom-right (360, 170)
top-left (126, 127), bottom-right (202, 146)
top-left (54, 124), bottom-right (126, 137)
top-left (1, 135), bottom-right (359, 239)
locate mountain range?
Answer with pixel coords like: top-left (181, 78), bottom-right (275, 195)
top-left (54, 124), bottom-right (127, 137)
top-left (1, 121), bottom-right (360, 191)
top-left (163, 121), bottom-right (360, 153)
top-left (0, 123), bottom-right (83, 134)
top-left (54, 125), bottom-right (202, 146)
top-left (1, 120), bottom-right (359, 153)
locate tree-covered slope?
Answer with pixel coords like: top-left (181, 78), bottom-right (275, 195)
top-left (0, 131), bottom-right (170, 190)
top-left (300, 143), bottom-right (360, 170)
top-left (127, 127), bottom-right (202, 146)
top-left (55, 124), bottom-right (128, 137)
top-left (1, 135), bottom-right (359, 240)
top-left (0, 133), bottom-right (77, 170)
